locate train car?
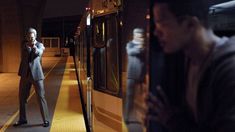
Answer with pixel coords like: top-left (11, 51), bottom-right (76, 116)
top-left (209, 0), bottom-right (235, 37)
top-left (74, 0), bottom-right (149, 131)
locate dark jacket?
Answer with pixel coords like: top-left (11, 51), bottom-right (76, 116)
top-left (126, 41), bottom-right (146, 81)
top-left (165, 37), bottom-right (235, 132)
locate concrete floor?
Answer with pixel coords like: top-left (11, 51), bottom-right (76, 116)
top-left (0, 56), bottom-right (86, 132)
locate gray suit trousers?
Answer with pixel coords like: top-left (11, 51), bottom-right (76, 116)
top-left (124, 79), bottom-right (143, 132)
top-left (19, 77), bottom-right (49, 122)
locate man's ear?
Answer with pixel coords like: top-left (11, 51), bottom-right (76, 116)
top-left (183, 16), bottom-right (200, 33)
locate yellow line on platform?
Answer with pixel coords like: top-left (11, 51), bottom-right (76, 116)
top-left (0, 58), bottom-right (61, 132)
top-left (50, 57), bottom-right (85, 132)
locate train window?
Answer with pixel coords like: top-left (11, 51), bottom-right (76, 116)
top-left (93, 14), bottom-right (120, 96)
top-left (106, 15), bottom-right (119, 93)
top-left (75, 36), bottom-right (81, 69)
top-left (95, 48), bottom-right (106, 90)
top-left (209, 2), bottom-right (235, 37)
top-left (83, 32), bottom-right (87, 70)
top-left (94, 18), bottom-right (106, 47)
top-left (80, 32), bottom-right (85, 69)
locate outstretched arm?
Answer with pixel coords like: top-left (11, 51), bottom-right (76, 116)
top-left (126, 43), bottom-right (144, 56)
top-left (32, 43), bottom-right (45, 57)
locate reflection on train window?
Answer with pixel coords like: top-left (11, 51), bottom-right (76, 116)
top-left (84, 32), bottom-right (87, 70)
top-left (95, 48), bottom-right (106, 90)
top-left (76, 37), bottom-right (80, 61)
top-left (74, 38), bottom-right (79, 64)
top-left (106, 16), bottom-right (119, 93)
top-left (80, 33), bottom-right (84, 68)
top-left (93, 14), bottom-right (120, 96)
top-left (80, 32), bottom-right (87, 70)
top-left (94, 18), bottom-right (105, 47)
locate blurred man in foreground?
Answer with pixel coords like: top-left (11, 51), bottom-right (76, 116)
top-left (148, 0), bottom-right (235, 131)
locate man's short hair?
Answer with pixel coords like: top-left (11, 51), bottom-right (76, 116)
top-left (133, 28), bottom-right (144, 34)
top-left (133, 28), bottom-right (145, 37)
top-left (27, 27), bottom-right (37, 37)
top-left (154, 0), bottom-right (209, 28)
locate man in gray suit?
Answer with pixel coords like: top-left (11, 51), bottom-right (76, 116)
top-left (124, 28), bottom-right (146, 132)
top-left (14, 28), bottom-right (49, 127)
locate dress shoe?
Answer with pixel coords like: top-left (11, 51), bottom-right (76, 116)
top-left (13, 120), bottom-right (27, 127)
top-left (43, 121), bottom-right (49, 127)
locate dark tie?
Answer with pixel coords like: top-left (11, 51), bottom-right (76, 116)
top-left (29, 48), bottom-right (33, 62)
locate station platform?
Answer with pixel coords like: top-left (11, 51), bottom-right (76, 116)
top-left (0, 57), bottom-right (86, 132)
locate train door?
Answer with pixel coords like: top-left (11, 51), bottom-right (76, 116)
top-left (92, 13), bottom-right (122, 132)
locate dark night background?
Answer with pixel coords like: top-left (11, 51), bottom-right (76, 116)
top-left (42, 0), bottom-right (89, 46)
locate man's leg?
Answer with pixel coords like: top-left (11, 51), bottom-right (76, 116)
top-left (33, 80), bottom-right (49, 123)
top-left (125, 79), bottom-right (144, 132)
top-left (124, 79), bottom-right (135, 123)
top-left (19, 77), bottom-right (32, 121)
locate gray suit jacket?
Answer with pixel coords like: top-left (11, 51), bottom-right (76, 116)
top-left (18, 41), bottom-right (45, 81)
top-left (126, 41), bottom-right (146, 81)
